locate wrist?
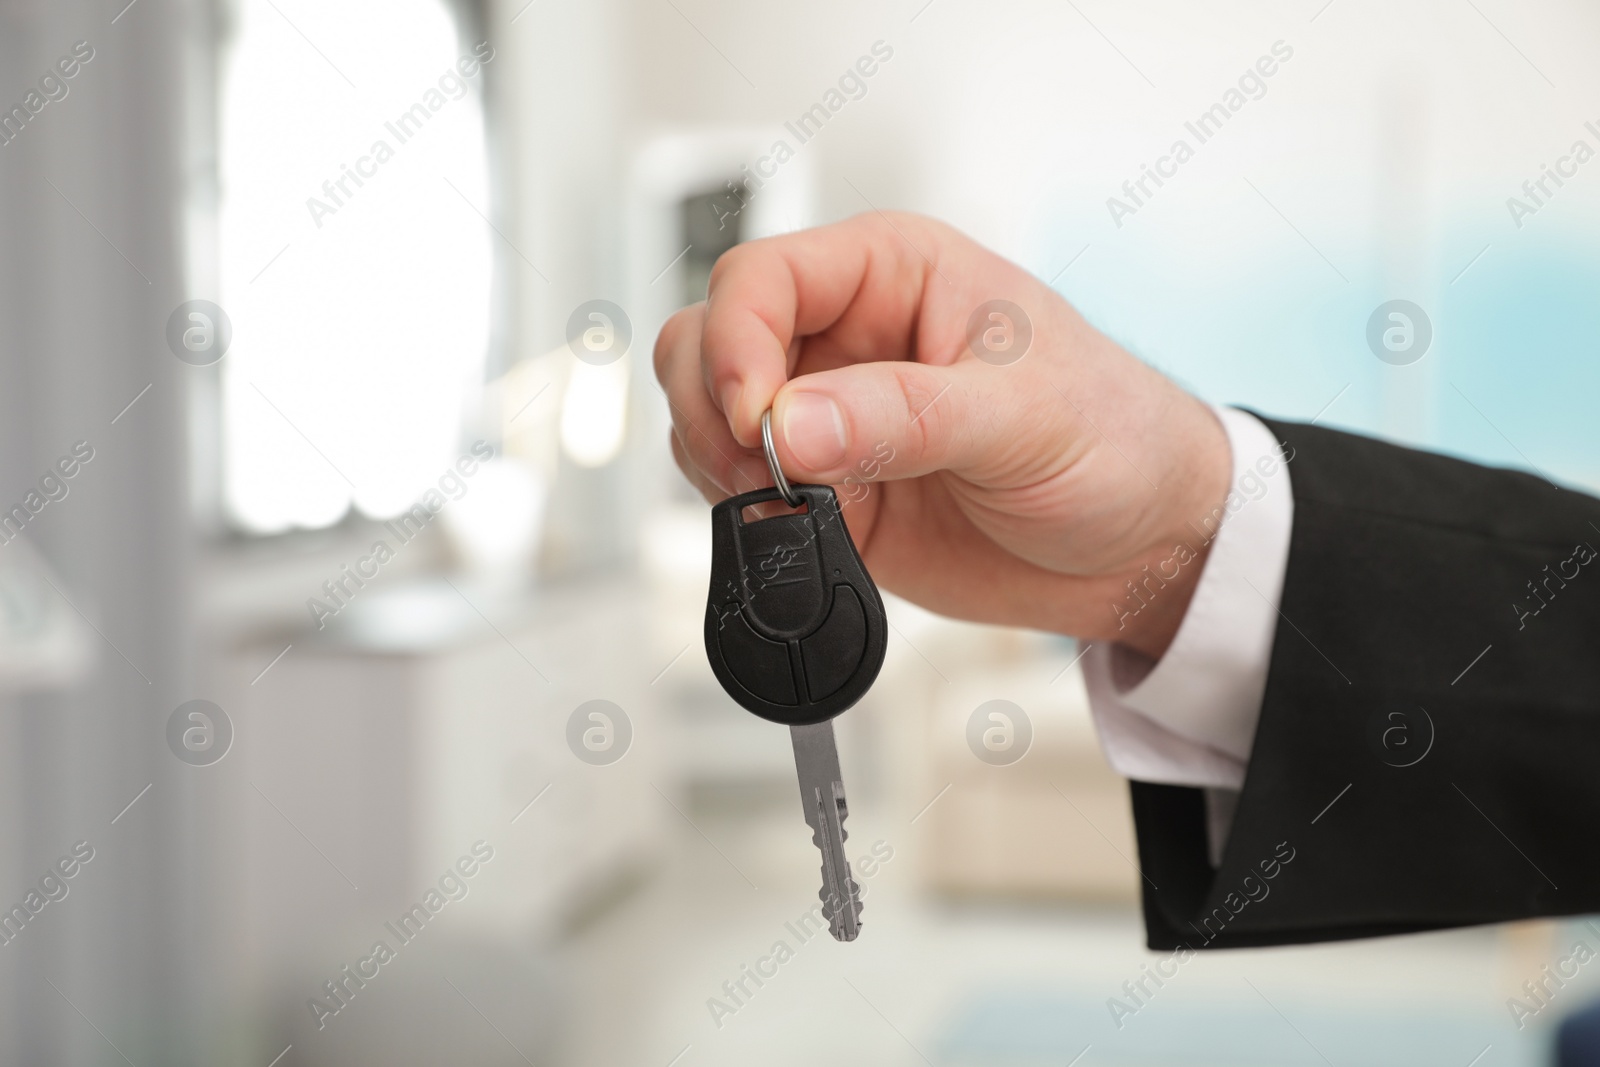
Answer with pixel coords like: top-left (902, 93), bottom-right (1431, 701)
top-left (1107, 402), bottom-right (1232, 660)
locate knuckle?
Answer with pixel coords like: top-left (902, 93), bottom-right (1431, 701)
top-left (889, 364), bottom-right (939, 462)
top-left (653, 304), bottom-right (700, 380)
top-left (706, 242), bottom-right (755, 295)
top-left (652, 317), bottom-right (679, 380)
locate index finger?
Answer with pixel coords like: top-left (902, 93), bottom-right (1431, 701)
top-left (701, 213), bottom-right (936, 447)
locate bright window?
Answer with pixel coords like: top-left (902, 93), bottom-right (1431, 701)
top-left (218, 0), bottom-right (492, 533)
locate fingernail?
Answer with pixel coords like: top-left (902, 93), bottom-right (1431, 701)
top-left (781, 392), bottom-right (847, 470)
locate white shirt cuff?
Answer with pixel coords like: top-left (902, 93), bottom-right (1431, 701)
top-left (1081, 406), bottom-right (1294, 801)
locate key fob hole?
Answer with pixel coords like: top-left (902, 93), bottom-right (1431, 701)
top-left (741, 499), bottom-right (809, 523)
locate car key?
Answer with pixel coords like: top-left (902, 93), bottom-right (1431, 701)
top-left (703, 410), bottom-right (887, 940)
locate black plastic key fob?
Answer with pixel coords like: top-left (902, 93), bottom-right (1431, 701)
top-left (704, 484), bottom-right (887, 726)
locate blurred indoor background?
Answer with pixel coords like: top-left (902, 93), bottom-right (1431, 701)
top-left (0, 0), bottom-right (1597, 1063)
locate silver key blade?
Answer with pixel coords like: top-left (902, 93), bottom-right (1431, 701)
top-left (790, 721), bottom-right (862, 941)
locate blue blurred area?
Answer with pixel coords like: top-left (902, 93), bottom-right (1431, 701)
top-left (1050, 216), bottom-right (1600, 496)
top-left (1441, 236), bottom-right (1600, 493)
top-left (936, 985), bottom-right (1538, 1066)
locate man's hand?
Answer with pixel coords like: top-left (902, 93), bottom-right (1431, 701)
top-left (654, 212), bottom-right (1231, 659)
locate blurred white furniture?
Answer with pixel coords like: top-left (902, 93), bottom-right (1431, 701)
top-left (229, 576), bottom-right (665, 995)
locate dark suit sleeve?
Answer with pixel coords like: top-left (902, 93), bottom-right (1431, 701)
top-left (1130, 416), bottom-right (1600, 950)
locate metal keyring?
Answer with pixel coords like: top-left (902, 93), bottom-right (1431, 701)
top-left (761, 408), bottom-right (803, 508)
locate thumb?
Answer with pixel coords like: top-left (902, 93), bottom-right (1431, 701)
top-left (771, 359), bottom-right (1051, 485)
